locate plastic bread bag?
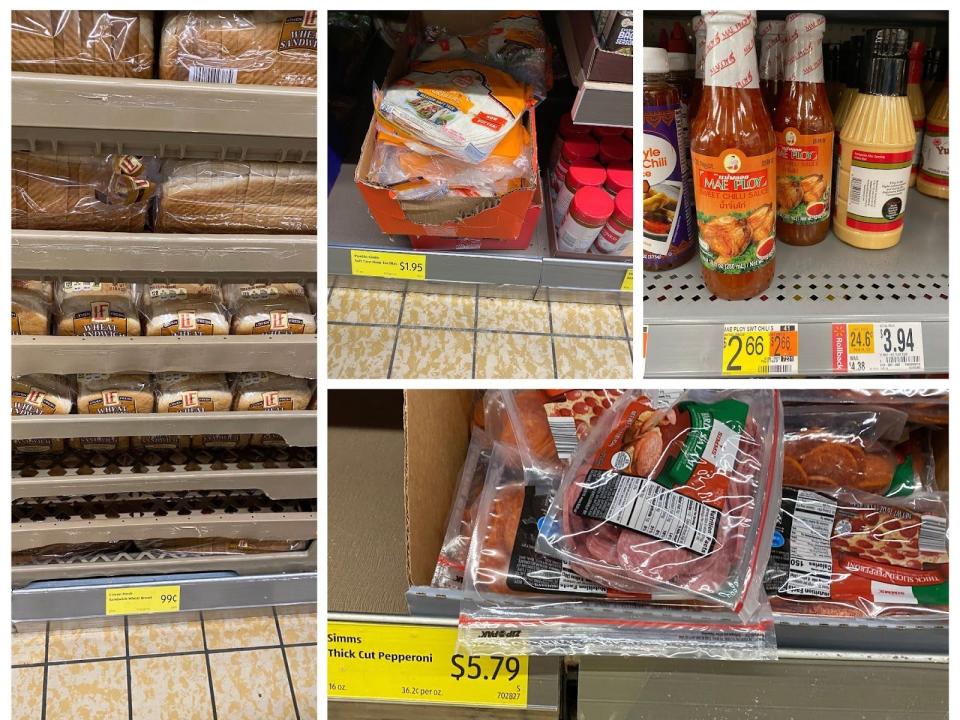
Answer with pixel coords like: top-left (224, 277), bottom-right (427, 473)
top-left (224, 283), bottom-right (317, 335)
top-left (13, 374), bottom-right (74, 455)
top-left (377, 58), bottom-right (533, 164)
top-left (458, 442), bottom-right (778, 660)
top-left (56, 282), bottom-right (141, 336)
top-left (783, 404), bottom-right (936, 497)
top-left (536, 390), bottom-right (784, 619)
top-left (132, 373), bottom-right (232, 451)
top-left (765, 486), bottom-right (948, 619)
top-left (159, 11), bottom-right (317, 87)
top-left (13, 153), bottom-right (155, 232)
top-left (142, 284), bottom-right (229, 336)
top-left (12, 280), bottom-right (53, 335)
top-left (136, 538), bottom-right (309, 555)
top-left (12, 11), bottom-right (154, 78)
top-left (781, 390), bottom-right (948, 426)
top-left (73, 373), bottom-right (154, 453)
top-left (431, 427), bottom-right (493, 589)
top-left (232, 372), bottom-right (312, 447)
top-left (155, 160), bottom-right (317, 234)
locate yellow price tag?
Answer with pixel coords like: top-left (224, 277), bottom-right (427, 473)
top-left (722, 324), bottom-right (799, 376)
top-left (846, 323), bottom-right (875, 354)
top-left (105, 586), bottom-right (181, 616)
top-left (328, 621), bottom-right (528, 707)
top-left (620, 268), bottom-right (633, 292)
top-left (351, 250), bottom-right (426, 281)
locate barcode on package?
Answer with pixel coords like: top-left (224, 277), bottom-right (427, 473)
top-left (547, 417), bottom-right (578, 460)
top-left (783, 490), bottom-right (837, 598)
top-left (919, 516), bottom-right (947, 553)
top-left (849, 177), bottom-right (863, 206)
top-left (188, 66), bottom-right (239, 84)
top-left (574, 470), bottom-right (719, 556)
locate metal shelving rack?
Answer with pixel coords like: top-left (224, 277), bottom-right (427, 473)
top-left (11, 71), bottom-right (318, 625)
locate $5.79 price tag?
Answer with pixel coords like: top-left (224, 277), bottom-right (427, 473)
top-left (722, 324), bottom-right (799, 376)
top-left (328, 621), bottom-right (528, 708)
top-left (105, 586), bottom-right (180, 616)
top-left (832, 322), bottom-right (924, 373)
top-left (350, 250), bottom-right (426, 281)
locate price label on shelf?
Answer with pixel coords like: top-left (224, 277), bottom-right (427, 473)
top-left (328, 621), bottom-right (528, 707)
top-left (721, 324), bottom-right (799, 376)
top-left (620, 268), bottom-right (633, 292)
top-left (105, 586), bottom-right (181, 615)
top-left (642, 324), bottom-right (648, 358)
top-left (832, 322), bottom-right (924, 373)
top-left (350, 250), bottom-right (426, 281)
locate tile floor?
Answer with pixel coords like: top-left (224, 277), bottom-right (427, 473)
top-left (12, 606), bottom-right (317, 720)
top-left (327, 287), bottom-right (634, 379)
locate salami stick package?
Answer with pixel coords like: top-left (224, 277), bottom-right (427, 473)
top-left (765, 486), bottom-right (948, 619)
top-left (536, 390), bottom-right (784, 620)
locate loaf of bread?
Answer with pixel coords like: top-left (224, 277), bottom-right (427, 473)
top-left (12, 281), bottom-right (53, 335)
top-left (142, 284), bottom-right (229, 336)
top-left (12, 374), bottom-right (73, 454)
top-left (159, 11), bottom-right (316, 87)
top-left (225, 283), bottom-right (317, 335)
top-left (234, 372), bottom-right (312, 447)
top-left (154, 160), bottom-right (317, 234)
top-left (73, 372), bottom-right (152, 453)
top-left (57, 282), bottom-right (142, 336)
top-left (135, 372), bottom-right (232, 450)
top-left (12, 11), bottom-right (154, 78)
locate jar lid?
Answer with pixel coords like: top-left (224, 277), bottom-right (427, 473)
top-left (667, 52), bottom-right (692, 72)
top-left (571, 187), bottom-right (615, 225)
top-left (593, 126), bottom-right (624, 138)
top-left (644, 47), bottom-right (669, 74)
top-left (598, 137), bottom-right (632, 165)
top-left (559, 112), bottom-right (592, 139)
top-left (562, 136), bottom-right (599, 161)
top-left (605, 165), bottom-right (633, 193)
top-left (567, 161), bottom-right (606, 188)
top-left (614, 190), bottom-right (633, 222)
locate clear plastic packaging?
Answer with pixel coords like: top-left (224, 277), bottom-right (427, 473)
top-left (159, 11), bottom-right (317, 87)
top-left (56, 282), bottom-right (141, 336)
top-left (133, 372), bottom-right (233, 451)
top-left (12, 11), bottom-right (154, 78)
top-left (765, 486), bottom-right (948, 619)
top-left (12, 281), bottom-right (53, 335)
top-left (224, 283), bottom-right (317, 335)
top-left (537, 390), bottom-right (784, 619)
top-left (13, 153), bottom-right (155, 232)
top-left (781, 390), bottom-right (948, 426)
top-left (142, 284), bottom-right (229, 336)
top-left (232, 372), bottom-right (312, 447)
top-left (73, 373), bottom-right (154, 453)
top-left (155, 160), bottom-right (317, 234)
top-left (12, 374), bottom-right (73, 455)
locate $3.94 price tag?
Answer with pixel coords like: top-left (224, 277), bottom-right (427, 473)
top-left (328, 621), bottom-right (528, 707)
top-left (722, 324), bottom-right (799, 376)
top-left (105, 585), bottom-right (180, 616)
top-left (350, 250), bottom-right (426, 281)
top-left (832, 322), bottom-right (924, 373)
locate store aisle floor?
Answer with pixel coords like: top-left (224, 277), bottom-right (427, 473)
top-left (12, 606), bottom-right (317, 720)
top-left (327, 287), bottom-right (634, 379)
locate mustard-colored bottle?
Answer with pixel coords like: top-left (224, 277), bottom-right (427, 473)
top-left (917, 82), bottom-right (948, 198)
top-left (907, 41), bottom-right (926, 186)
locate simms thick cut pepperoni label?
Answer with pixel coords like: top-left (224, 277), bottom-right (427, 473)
top-left (776, 129), bottom-right (832, 224)
top-left (844, 149), bottom-right (912, 232)
top-left (691, 148), bottom-right (777, 274)
top-left (919, 122), bottom-right (949, 186)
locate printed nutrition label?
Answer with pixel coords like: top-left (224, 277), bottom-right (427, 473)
top-left (783, 489), bottom-right (837, 597)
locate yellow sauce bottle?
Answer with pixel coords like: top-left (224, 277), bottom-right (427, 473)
top-left (835, 29), bottom-right (916, 250)
top-left (907, 41), bottom-right (926, 186)
top-left (917, 82), bottom-right (948, 198)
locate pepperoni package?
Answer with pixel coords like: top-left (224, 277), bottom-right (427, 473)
top-left (781, 390), bottom-right (948, 426)
top-left (537, 390), bottom-right (784, 619)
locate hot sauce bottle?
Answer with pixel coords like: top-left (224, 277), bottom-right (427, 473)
top-left (758, 20), bottom-right (786, 119)
top-left (774, 13), bottom-right (834, 246)
top-left (907, 41), bottom-right (926, 186)
top-left (917, 79), bottom-right (948, 199)
top-left (690, 11), bottom-right (775, 300)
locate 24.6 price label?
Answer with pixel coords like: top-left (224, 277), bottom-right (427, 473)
top-left (722, 324), bottom-right (799, 376)
top-left (832, 322), bottom-right (924, 373)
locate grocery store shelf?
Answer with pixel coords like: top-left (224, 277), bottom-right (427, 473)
top-left (13, 72), bottom-right (316, 161)
top-left (12, 230), bottom-right (317, 281)
top-left (12, 335), bottom-right (317, 378)
top-left (644, 190), bottom-right (949, 377)
top-left (12, 410), bottom-right (317, 446)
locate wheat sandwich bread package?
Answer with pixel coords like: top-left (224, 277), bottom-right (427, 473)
top-left (73, 373), bottom-right (153, 452)
top-left (12, 281), bottom-right (53, 335)
top-left (142, 284), bottom-right (229, 336)
top-left (135, 372), bottom-right (233, 451)
top-left (233, 372), bottom-right (312, 447)
top-left (225, 283), bottom-right (316, 335)
top-left (56, 282), bottom-right (141, 336)
top-left (12, 374), bottom-right (74, 454)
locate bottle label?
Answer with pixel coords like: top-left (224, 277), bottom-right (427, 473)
top-left (642, 103), bottom-right (694, 263)
top-left (691, 148), bottom-right (777, 274)
top-left (775, 129), bottom-right (833, 224)
top-left (844, 149), bottom-right (913, 232)
top-left (912, 119), bottom-right (926, 171)
top-left (919, 122), bottom-right (948, 184)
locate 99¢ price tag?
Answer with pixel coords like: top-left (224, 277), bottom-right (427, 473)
top-left (328, 621), bottom-right (528, 707)
top-left (832, 322), bottom-right (924, 373)
top-left (105, 586), bottom-right (180, 615)
top-left (722, 324), bottom-right (799, 376)
top-left (350, 250), bottom-right (426, 281)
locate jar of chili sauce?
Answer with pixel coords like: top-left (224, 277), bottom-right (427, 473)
top-left (690, 11), bottom-right (776, 300)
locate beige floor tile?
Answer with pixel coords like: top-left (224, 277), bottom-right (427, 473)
top-left (204, 608), bottom-right (279, 650)
top-left (550, 301), bottom-right (626, 337)
top-left (276, 608), bottom-right (317, 645)
top-left (130, 654), bottom-right (213, 720)
top-left (553, 337), bottom-right (633, 379)
top-left (476, 297), bottom-right (551, 332)
top-left (327, 287), bottom-right (403, 324)
top-left (286, 644), bottom-right (317, 719)
top-left (209, 649), bottom-right (296, 720)
top-left (128, 613), bottom-right (204, 656)
top-left (622, 304), bottom-right (634, 337)
top-left (47, 618), bottom-right (125, 662)
top-left (391, 328), bottom-right (473, 379)
top-left (45, 659), bottom-right (127, 720)
top-left (12, 629), bottom-right (46, 665)
top-left (327, 324), bottom-right (395, 379)
top-left (401, 292), bottom-right (476, 329)
top-left (474, 332), bottom-right (554, 379)
top-left (12, 665), bottom-right (43, 720)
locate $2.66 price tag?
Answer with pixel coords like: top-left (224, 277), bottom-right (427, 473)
top-left (328, 621), bottom-right (528, 707)
top-left (105, 585), bottom-right (180, 615)
top-left (350, 250), bottom-right (426, 281)
top-left (832, 322), bottom-right (924, 373)
top-left (722, 324), bottom-right (799, 376)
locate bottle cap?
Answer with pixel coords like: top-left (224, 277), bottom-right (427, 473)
top-left (644, 47), bottom-right (669, 74)
top-left (605, 165), bottom-right (634, 194)
top-left (593, 126), bottom-right (624, 139)
top-left (785, 13), bottom-right (825, 38)
top-left (667, 52), bottom-right (692, 72)
top-left (562, 137), bottom-right (599, 162)
top-left (558, 113), bottom-right (592, 140)
top-left (598, 137), bottom-right (632, 166)
top-left (860, 27), bottom-right (911, 97)
top-left (570, 187), bottom-right (615, 226)
top-left (566, 161), bottom-right (606, 189)
top-left (614, 190), bottom-right (633, 223)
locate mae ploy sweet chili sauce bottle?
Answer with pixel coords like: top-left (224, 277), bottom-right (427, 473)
top-left (690, 11), bottom-right (776, 300)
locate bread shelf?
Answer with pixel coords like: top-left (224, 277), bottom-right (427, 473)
top-left (12, 335), bottom-right (317, 378)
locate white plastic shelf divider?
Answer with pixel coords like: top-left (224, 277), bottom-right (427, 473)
top-left (644, 189), bottom-right (949, 377)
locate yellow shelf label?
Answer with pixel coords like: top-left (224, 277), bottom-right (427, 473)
top-left (328, 621), bottom-right (528, 707)
top-left (620, 268), bottom-right (633, 291)
top-left (722, 324), bottom-right (799, 376)
top-left (105, 586), bottom-right (181, 616)
top-left (350, 250), bottom-right (426, 280)
top-left (832, 322), bottom-right (924, 373)
top-left (846, 323), bottom-right (875, 355)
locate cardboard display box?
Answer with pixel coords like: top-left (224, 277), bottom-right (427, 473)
top-left (567, 10), bottom-right (632, 85)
